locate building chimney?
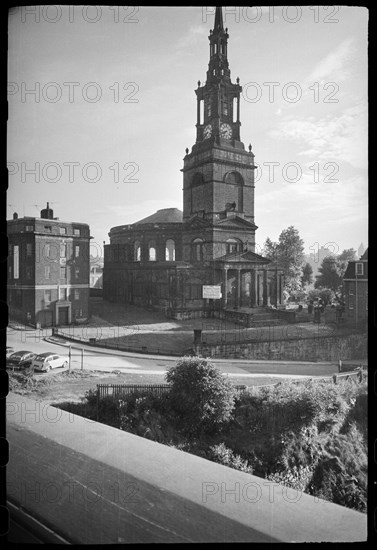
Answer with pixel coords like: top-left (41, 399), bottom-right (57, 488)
top-left (13, 212), bottom-right (18, 220)
top-left (40, 202), bottom-right (54, 219)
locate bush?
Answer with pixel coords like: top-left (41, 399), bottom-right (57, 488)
top-left (166, 356), bottom-right (236, 436)
top-left (309, 424), bottom-right (367, 512)
top-left (207, 443), bottom-right (254, 474)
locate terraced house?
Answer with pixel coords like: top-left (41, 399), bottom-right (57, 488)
top-left (103, 8), bottom-right (284, 320)
top-left (7, 203), bottom-right (91, 327)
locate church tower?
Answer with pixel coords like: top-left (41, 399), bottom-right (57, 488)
top-left (182, 6), bottom-right (258, 264)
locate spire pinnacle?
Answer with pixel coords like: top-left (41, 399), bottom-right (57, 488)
top-left (213, 6), bottom-right (224, 32)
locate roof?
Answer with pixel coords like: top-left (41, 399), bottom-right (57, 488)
top-left (134, 208), bottom-right (183, 225)
top-left (214, 250), bottom-right (271, 265)
top-left (360, 248), bottom-right (368, 260)
top-left (343, 254), bottom-right (368, 280)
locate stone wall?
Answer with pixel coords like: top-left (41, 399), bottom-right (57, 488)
top-left (196, 333), bottom-right (367, 361)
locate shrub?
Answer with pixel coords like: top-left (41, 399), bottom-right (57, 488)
top-left (166, 356), bottom-right (236, 436)
top-left (309, 424), bottom-right (367, 512)
top-left (207, 443), bottom-right (254, 474)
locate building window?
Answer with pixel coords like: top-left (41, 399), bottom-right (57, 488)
top-left (59, 227), bottom-right (67, 235)
top-left (26, 243), bottom-right (33, 256)
top-left (74, 289), bottom-right (80, 300)
top-left (45, 266), bottom-right (50, 279)
top-left (8, 266), bottom-right (12, 279)
top-left (26, 266), bottom-right (32, 279)
top-left (26, 225), bottom-right (33, 232)
top-left (356, 263), bottom-right (363, 276)
top-left (75, 245), bottom-right (80, 258)
top-left (75, 267), bottom-right (80, 278)
top-left (225, 171), bottom-right (244, 185)
top-left (44, 290), bottom-right (52, 304)
top-left (13, 245), bottom-right (19, 279)
top-left (192, 238), bottom-right (204, 262)
top-left (59, 287), bottom-right (67, 301)
top-left (226, 238), bottom-right (241, 254)
top-left (134, 241), bottom-right (141, 261)
top-left (60, 266), bottom-right (66, 279)
top-left (43, 244), bottom-right (50, 259)
top-left (148, 240), bottom-right (156, 261)
top-left (222, 99), bottom-right (228, 115)
top-left (74, 228), bottom-right (81, 236)
top-left (44, 225), bottom-right (52, 232)
top-left (165, 239), bottom-right (175, 261)
top-left (60, 244), bottom-right (66, 258)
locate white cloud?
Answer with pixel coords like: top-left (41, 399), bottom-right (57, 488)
top-left (268, 103), bottom-right (367, 169)
top-left (305, 38), bottom-right (356, 84)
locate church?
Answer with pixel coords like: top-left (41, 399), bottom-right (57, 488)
top-left (103, 7), bottom-right (284, 320)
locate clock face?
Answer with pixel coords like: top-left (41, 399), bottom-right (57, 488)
top-left (220, 123), bottom-right (232, 139)
top-left (203, 124), bottom-right (212, 139)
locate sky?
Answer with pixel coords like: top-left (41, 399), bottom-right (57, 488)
top-left (7, 5), bottom-right (368, 259)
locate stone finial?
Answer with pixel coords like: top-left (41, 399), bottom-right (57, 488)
top-left (248, 144), bottom-right (252, 152)
top-left (198, 80), bottom-right (201, 87)
top-left (185, 148), bottom-right (189, 155)
top-left (236, 77), bottom-right (240, 84)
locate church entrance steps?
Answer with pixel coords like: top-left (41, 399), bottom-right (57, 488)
top-left (216, 307), bottom-right (289, 328)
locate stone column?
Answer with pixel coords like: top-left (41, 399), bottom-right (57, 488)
top-left (250, 270), bottom-right (256, 307)
top-left (263, 270), bottom-right (268, 306)
top-left (223, 268), bottom-right (228, 307)
top-left (236, 269), bottom-right (241, 308)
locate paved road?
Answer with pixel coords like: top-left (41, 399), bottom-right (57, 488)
top-left (6, 328), bottom-right (341, 379)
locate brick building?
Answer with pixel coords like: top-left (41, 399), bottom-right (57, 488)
top-left (343, 248), bottom-right (368, 326)
top-left (7, 203), bottom-right (91, 327)
top-left (103, 8), bottom-right (284, 319)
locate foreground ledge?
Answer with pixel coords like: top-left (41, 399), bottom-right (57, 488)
top-left (7, 393), bottom-right (367, 543)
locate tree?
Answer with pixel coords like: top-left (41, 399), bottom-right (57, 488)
top-left (165, 356), bottom-right (236, 436)
top-left (314, 256), bottom-right (342, 292)
top-left (315, 249), bottom-right (356, 294)
top-left (337, 248), bottom-right (357, 277)
top-left (263, 226), bottom-right (305, 295)
top-left (301, 262), bottom-right (314, 288)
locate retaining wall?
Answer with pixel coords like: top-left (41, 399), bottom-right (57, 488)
top-left (197, 333), bottom-right (367, 361)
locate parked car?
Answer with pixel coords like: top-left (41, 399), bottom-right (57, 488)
top-left (32, 352), bottom-right (69, 372)
top-left (6, 346), bottom-right (15, 358)
top-left (6, 350), bottom-right (37, 371)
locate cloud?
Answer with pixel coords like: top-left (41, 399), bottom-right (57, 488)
top-left (268, 103), bottom-right (367, 170)
top-left (305, 37), bottom-right (357, 84)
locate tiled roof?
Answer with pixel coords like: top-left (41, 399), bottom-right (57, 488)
top-left (134, 208), bottom-right (183, 225)
top-left (360, 248), bottom-right (368, 260)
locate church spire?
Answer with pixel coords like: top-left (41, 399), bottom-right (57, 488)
top-left (213, 6), bottom-right (224, 32)
top-left (207, 7), bottom-right (229, 83)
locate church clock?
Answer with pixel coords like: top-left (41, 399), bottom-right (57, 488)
top-left (203, 124), bottom-right (212, 139)
top-left (220, 123), bottom-right (232, 139)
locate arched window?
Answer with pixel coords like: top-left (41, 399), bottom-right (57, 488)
top-left (192, 238), bottom-right (204, 262)
top-left (134, 241), bottom-right (141, 261)
top-left (165, 239), bottom-right (175, 261)
top-left (226, 238), bottom-right (242, 254)
top-left (148, 240), bottom-right (156, 261)
top-left (224, 171), bottom-right (244, 185)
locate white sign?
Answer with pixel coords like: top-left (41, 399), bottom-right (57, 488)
top-left (202, 285), bottom-right (222, 299)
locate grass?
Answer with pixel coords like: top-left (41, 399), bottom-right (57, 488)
top-left (8, 368), bottom-right (289, 404)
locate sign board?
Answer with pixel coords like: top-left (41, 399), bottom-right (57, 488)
top-left (202, 285), bottom-right (222, 299)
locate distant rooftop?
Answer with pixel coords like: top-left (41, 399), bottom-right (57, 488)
top-left (134, 208), bottom-right (183, 225)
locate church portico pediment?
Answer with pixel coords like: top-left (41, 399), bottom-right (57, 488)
top-left (214, 216), bottom-right (258, 230)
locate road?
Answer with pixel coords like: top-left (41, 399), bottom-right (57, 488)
top-left (6, 327), bottom-right (343, 379)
